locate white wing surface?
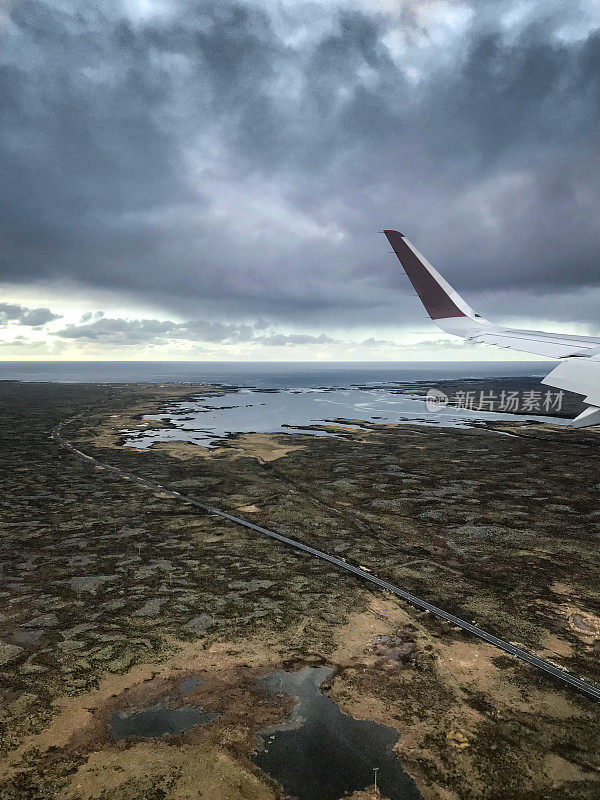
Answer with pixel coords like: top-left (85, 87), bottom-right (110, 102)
top-left (384, 229), bottom-right (600, 428)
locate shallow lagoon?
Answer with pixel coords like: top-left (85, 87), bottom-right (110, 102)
top-left (122, 386), bottom-right (564, 449)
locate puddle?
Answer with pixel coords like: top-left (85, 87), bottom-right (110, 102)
top-left (253, 666), bottom-right (421, 800)
top-left (110, 694), bottom-right (216, 740)
top-left (570, 613), bottom-right (598, 634)
top-left (179, 676), bottom-right (202, 693)
top-left (572, 614), bottom-right (593, 632)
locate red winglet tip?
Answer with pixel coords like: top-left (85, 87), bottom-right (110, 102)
top-left (383, 229), bottom-right (404, 237)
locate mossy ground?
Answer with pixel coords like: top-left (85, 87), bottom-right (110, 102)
top-left (1, 381), bottom-right (599, 799)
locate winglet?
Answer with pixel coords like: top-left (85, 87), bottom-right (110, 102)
top-left (384, 230), bottom-right (471, 320)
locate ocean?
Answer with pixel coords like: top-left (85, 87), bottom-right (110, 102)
top-left (0, 360), bottom-right (554, 387)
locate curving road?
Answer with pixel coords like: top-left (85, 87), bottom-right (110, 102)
top-left (52, 413), bottom-right (600, 702)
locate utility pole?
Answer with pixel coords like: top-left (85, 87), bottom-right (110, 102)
top-left (373, 767), bottom-right (379, 795)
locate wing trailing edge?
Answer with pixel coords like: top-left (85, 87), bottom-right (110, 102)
top-left (542, 358), bottom-right (600, 427)
top-left (384, 229), bottom-right (600, 428)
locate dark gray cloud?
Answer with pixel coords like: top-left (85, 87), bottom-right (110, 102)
top-left (55, 315), bottom-right (372, 347)
top-left (56, 316), bottom-right (255, 344)
top-left (0, 302), bottom-right (62, 327)
top-left (260, 333), bottom-right (336, 346)
top-left (1, 0), bottom-right (600, 331)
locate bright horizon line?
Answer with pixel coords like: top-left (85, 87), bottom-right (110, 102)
top-left (0, 357), bottom-right (554, 364)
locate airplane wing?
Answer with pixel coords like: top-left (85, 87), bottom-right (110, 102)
top-left (384, 229), bottom-right (600, 428)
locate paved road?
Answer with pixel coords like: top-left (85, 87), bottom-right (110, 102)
top-left (52, 414), bottom-right (600, 702)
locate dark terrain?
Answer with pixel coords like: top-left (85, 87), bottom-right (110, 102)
top-left (1, 380), bottom-right (599, 800)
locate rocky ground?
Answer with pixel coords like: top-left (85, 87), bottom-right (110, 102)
top-left (1, 380), bottom-right (599, 800)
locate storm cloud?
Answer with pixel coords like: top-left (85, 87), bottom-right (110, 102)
top-left (56, 316), bottom-right (256, 344)
top-left (0, 303), bottom-right (61, 327)
top-left (53, 314), bottom-right (392, 348)
top-left (1, 0), bottom-right (600, 334)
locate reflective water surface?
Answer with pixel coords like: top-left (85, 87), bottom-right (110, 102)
top-left (0, 360), bottom-right (551, 385)
top-left (110, 700), bottom-right (216, 740)
top-left (109, 676), bottom-right (215, 740)
top-left (253, 666), bottom-right (422, 800)
top-left (122, 387), bottom-right (564, 449)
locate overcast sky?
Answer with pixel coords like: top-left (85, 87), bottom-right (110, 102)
top-left (1, 0), bottom-right (599, 360)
